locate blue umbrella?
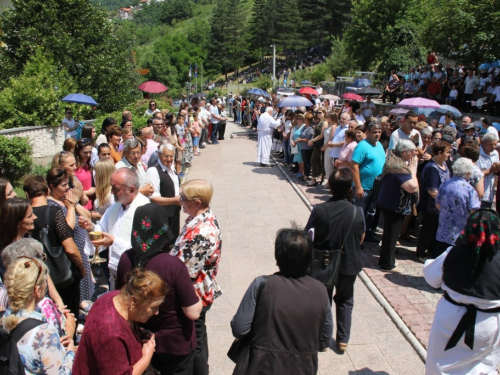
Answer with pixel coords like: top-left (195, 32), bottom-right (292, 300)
top-left (300, 80), bottom-right (312, 85)
top-left (479, 63), bottom-right (492, 70)
top-left (277, 95), bottom-right (313, 108)
top-left (247, 88), bottom-right (270, 97)
top-left (492, 61), bottom-right (500, 68)
top-left (352, 79), bottom-right (372, 88)
top-left (437, 104), bottom-right (462, 117)
top-left (61, 93), bottom-right (98, 106)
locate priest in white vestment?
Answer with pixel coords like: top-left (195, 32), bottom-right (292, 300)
top-left (256, 107), bottom-right (280, 166)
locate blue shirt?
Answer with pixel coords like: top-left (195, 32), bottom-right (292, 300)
top-left (436, 177), bottom-right (481, 245)
top-left (351, 140), bottom-right (386, 191)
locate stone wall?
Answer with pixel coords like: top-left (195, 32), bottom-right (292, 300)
top-left (0, 125), bottom-right (65, 159)
top-left (0, 120), bottom-right (96, 159)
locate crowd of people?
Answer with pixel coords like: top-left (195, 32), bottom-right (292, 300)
top-left (0, 98), bottom-right (229, 374)
top-left (2, 74), bottom-right (500, 374)
top-left (380, 60), bottom-right (500, 115)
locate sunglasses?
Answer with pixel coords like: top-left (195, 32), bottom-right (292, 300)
top-left (78, 138), bottom-right (93, 145)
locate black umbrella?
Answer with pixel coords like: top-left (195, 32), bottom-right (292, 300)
top-left (190, 93), bottom-right (205, 99)
top-left (357, 87), bottom-right (382, 96)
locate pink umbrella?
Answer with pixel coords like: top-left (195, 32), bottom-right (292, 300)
top-left (299, 87), bottom-right (319, 96)
top-left (398, 97), bottom-right (440, 108)
top-left (138, 81), bottom-right (168, 94)
top-left (342, 93), bottom-right (364, 102)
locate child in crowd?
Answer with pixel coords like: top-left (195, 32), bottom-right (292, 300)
top-left (175, 114), bottom-right (186, 176)
top-left (191, 112), bottom-right (201, 156)
top-left (446, 84), bottom-right (458, 105)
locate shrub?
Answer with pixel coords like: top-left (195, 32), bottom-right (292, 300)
top-left (0, 136), bottom-right (33, 182)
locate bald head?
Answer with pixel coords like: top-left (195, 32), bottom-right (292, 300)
top-left (141, 126), bottom-right (153, 139)
top-left (122, 110), bottom-right (132, 121)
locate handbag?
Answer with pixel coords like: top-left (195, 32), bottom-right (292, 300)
top-left (291, 143), bottom-right (299, 154)
top-left (39, 206), bottom-right (76, 288)
top-left (227, 276), bottom-right (268, 363)
top-left (308, 205), bottom-right (357, 289)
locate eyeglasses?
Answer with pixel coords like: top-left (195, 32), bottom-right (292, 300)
top-left (22, 257), bottom-right (43, 289)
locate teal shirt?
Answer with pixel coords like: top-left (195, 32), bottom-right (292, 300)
top-left (351, 139), bottom-right (386, 191)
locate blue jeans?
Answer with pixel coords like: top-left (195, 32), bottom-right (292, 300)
top-left (210, 122), bottom-right (219, 143)
top-left (354, 189), bottom-right (378, 236)
top-left (236, 110), bottom-right (241, 123)
top-left (283, 138), bottom-right (293, 164)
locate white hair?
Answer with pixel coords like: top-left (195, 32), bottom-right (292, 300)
top-left (482, 133), bottom-right (499, 143)
top-left (266, 107), bottom-right (273, 114)
top-left (452, 158), bottom-right (474, 178)
top-left (394, 139), bottom-right (416, 156)
top-left (159, 143), bottom-right (175, 153)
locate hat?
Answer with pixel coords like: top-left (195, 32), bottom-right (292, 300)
top-left (258, 97), bottom-right (266, 102)
top-left (464, 123), bottom-right (476, 130)
top-left (442, 135), bottom-right (454, 145)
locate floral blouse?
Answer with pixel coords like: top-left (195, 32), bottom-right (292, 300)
top-left (1, 308), bottom-right (74, 374)
top-left (171, 209), bottom-right (222, 307)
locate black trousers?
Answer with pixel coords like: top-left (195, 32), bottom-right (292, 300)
top-left (218, 121), bottom-right (226, 140)
top-left (379, 209), bottom-right (405, 269)
top-left (415, 212), bottom-right (439, 257)
top-left (301, 149), bottom-right (313, 178)
top-left (193, 305), bottom-right (211, 375)
top-left (167, 206), bottom-right (181, 244)
top-left (57, 279), bottom-right (80, 321)
top-left (327, 274), bottom-right (357, 344)
top-left (152, 349), bottom-right (195, 375)
top-left (310, 146), bottom-right (323, 177)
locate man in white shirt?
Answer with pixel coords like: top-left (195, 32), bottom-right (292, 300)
top-left (147, 144), bottom-right (182, 238)
top-left (141, 126), bottom-right (158, 166)
top-left (361, 96), bottom-right (376, 118)
top-left (388, 110), bottom-right (422, 154)
top-left (198, 99), bottom-right (209, 148)
top-left (328, 113), bottom-right (350, 159)
top-left (85, 168), bottom-right (149, 289)
top-left (115, 139), bottom-right (153, 197)
top-left (463, 69), bottom-right (479, 108)
top-left (477, 133), bottom-right (500, 208)
top-left (256, 107), bottom-right (280, 166)
top-left (209, 98), bottom-right (223, 144)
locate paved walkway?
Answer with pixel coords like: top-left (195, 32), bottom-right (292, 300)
top-left (182, 120), bottom-right (425, 374)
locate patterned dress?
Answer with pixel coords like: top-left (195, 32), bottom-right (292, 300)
top-left (48, 200), bottom-right (95, 302)
top-left (1, 308), bottom-right (74, 374)
top-left (171, 209), bottom-right (222, 307)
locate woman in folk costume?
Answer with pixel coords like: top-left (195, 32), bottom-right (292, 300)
top-left (423, 209), bottom-right (500, 375)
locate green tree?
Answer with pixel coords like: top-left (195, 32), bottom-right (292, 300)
top-left (379, 23), bottom-right (424, 73)
top-left (422, 0), bottom-right (500, 66)
top-left (325, 38), bottom-right (357, 78)
top-left (133, 0), bottom-right (193, 26)
top-left (208, 0), bottom-right (247, 78)
top-left (0, 49), bottom-right (77, 129)
top-left (299, 0), bottom-right (332, 46)
top-left (344, 0), bottom-right (426, 71)
top-left (0, 0), bottom-right (137, 113)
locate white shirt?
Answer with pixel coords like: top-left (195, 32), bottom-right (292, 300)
top-left (329, 124), bottom-right (348, 158)
top-left (147, 159), bottom-right (180, 198)
top-left (141, 139), bottom-right (158, 165)
top-left (464, 75), bottom-right (479, 94)
top-left (100, 204), bottom-right (131, 272)
top-left (62, 117), bottom-right (77, 138)
top-left (355, 114), bottom-right (365, 125)
top-left (492, 86), bottom-right (500, 102)
top-left (361, 101), bottom-right (376, 118)
top-left (209, 105), bottom-right (220, 124)
top-left (388, 128), bottom-right (423, 150)
top-left (485, 126), bottom-right (499, 138)
top-left (115, 158), bottom-right (149, 188)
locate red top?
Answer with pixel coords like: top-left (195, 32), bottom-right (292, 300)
top-left (73, 291), bottom-right (142, 375)
top-left (75, 164), bottom-right (93, 210)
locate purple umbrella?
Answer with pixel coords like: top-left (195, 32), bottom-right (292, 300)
top-left (398, 97), bottom-right (440, 109)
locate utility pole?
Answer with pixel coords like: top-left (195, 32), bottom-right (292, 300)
top-left (272, 44), bottom-right (276, 90)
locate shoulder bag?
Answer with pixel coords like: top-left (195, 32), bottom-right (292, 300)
top-left (39, 206), bottom-right (76, 288)
top-left (227, 276), bottom-right (268, 363)
top-left (308, 205), bottom-right (357, 289)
